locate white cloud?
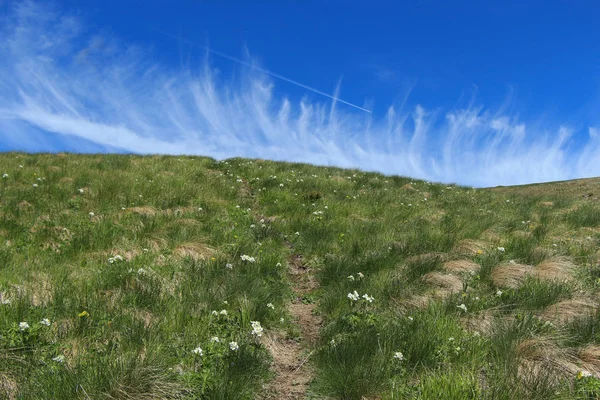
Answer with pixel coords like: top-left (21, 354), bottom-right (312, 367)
top-left (1, 1), bottom-right (600, 187)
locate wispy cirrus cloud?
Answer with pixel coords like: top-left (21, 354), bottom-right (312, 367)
top-left (1, 0), bottom-right (599, 187)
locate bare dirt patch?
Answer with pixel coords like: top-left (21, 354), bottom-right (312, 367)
top-left (260, 253), bottom-right (321, 399)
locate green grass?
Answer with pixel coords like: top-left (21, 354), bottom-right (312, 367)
top-left (1, 153), bottom-right (599, 399)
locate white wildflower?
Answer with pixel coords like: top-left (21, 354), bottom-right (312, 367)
top-left (52, 355), bottom-right (65, 363)
top-left (40, 318), bottom-right (51, 326)
top-left (250, 321), bottom-right (264, 337)
top-left (78, 188), bottom-right (84, 194)
top-left (578, 370), bottom-right (593, 378)
top-left (210, 336), bottom-right (220, 343)
top-left (295, 232), bottom-right (300, 236)
top-left (347, 291), bottom-right (360, 301)
top-left (457, 304), bottom-right (468, 313)
top-left (357, 272), bottom-right (364, 279)
top-left (211, 310), bottom-right (218, 316)
top-left (32, 183), bottom-right (38, 188)
top-left (393, 351), bottom-right (404, 361)
top-left (496, 290), bottom-right (503, 297)
top-left (267, 303), bottom-right (275, 310)
top-left (240, 255), bottom-right (256, 263)
top-left (347, 275), bottom-right (355, 281)
top-left (407, 316), bottom-right (414, 321)
top-left (497, 247), bottom-right (505, 252)
top-left (19, 322), bottom-right (29, 331)
top-left (229, 341), bottom-right (239, 351)
top-left (219, 309), bottom-right (228, 316)
top-left (89, 212), bottom-right (95, 217)
top-left (2, 173), bottom-right (8, 178)
top-left (225, 263), bottom-right (233, 269)
top-left (362, 294), bottom-right (375, 303)
top-left (192, 347), bottom-right (203, 356)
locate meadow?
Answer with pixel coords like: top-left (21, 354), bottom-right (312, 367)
top-left (0, 152), bottom-right (599, 399)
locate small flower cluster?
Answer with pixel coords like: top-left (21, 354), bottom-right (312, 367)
top-left (347, 272), bottom-right (364, 281)
top-left (347, 291), bottom-right (374, 303)
top-left (250, 321), bottom-right (264, 337)
top-left (240, 254), bottom-right (256, 263)
top-left (108, 255), bottom-right (124, 264)
top-left (207, 336), bottom-right (240, 351)
top-left (457, 303), bottom-right (468, 313)
top-left (211, 309), bottom-right (228, 316)
top-left (577, 370), bottom-right (593, 379)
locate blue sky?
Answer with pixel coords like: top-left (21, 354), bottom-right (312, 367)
top-left (1, 0), bottom-right (599, 186)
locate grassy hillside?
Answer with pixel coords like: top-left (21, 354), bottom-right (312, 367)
top-left (1, 153), bottom-right (599, 399)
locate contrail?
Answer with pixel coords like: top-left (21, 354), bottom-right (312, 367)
top-left (154, 29), bottom-right (372, 114)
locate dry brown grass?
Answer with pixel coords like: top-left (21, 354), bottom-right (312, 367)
top-left (399, 294), bottom-right (431, 311)
top-left (128, 206), bottom-right (158, 217)
top-left (17, 201), bottom-right (32, 210)
top-left (174, 242), bottom-right (216, 261)
top-left (443, 259), bottom-right (481, 275)
top-left (104, 363), bottom-right (184, 400)
top-left (453, 239), bottom-right (488, 256)
top-left (404, 252), bottom-right (448, 265)
top-left (536, 257), bottom-right (576, 282)
top-left (422, 272), bottom-right (463, 297)
top-left (0, 373), bottom-right (18, 400)
top-left (517, 337), bottom-right (580, 380)
top-left (25, 272), bottom-right (53, 307)
top-left (541, 297), bottom-right (598, 325)
top-left (460, 310), bottom-right (498, 336)
top-left (479, 229), bottom-right (502, 243)
top-left (578, 346), bottom-right (600, 377)
top-left (491, 257), bottom-right (575, 288)
top-left (146, 236), bottom-right (169, 252)
top-left (491, 262), bottom-right (535, 288)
